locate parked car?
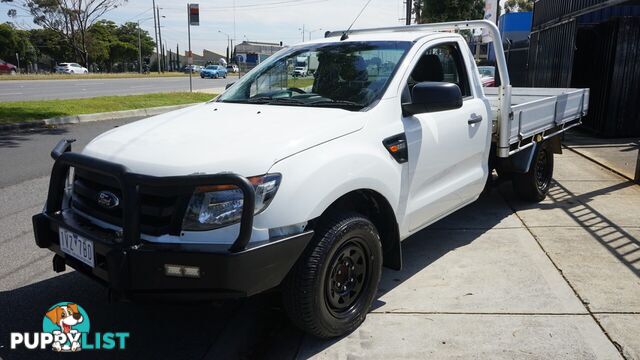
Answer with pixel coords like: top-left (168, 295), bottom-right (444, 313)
top-left (55, 63), bottom-right (89, 74)
top-left (183, 65), bottom-right (202, 73)
top-left (226, 64), bottom-right (239, 73)
top-left (34, 20), bottom-right (589, 340)
top-left (478, 65), bottom-right (496, 87)
top-left (292, 66), bottom-right (308, 77)
top-left (200, 65), bottom-right (227, 79)
top-left (0, 59), bottom-right (17, 75)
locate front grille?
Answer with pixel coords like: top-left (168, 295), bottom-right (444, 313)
top-left (71, 169), bottom-right (192, 236)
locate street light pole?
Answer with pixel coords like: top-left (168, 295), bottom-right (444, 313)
top-left (187, 3), bottom-right (192, 92)
top-left (157, 6), bottom-right (164, 72)
top-left (152, 0), bottom-right (160, 74)
top-left (308, 28), bottom-right (322, 40)
top-left (219, 30), bottom-right (230, 63)
top-left (137, 22), bottom-right (142, 73)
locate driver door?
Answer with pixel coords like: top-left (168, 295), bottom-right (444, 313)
top-left (402, 40), bottom-right (491, 232)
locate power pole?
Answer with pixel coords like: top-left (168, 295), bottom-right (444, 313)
top-left (405, 0), bottom-right (412, 25)
top-left (152, 0), bottom-right (160, 74)
top-left (157, 6), bottom-right (164, 72)
top-left (176, 43), bottom-right (180, 69)
top-left (137, 22), bottom-right (142, 73)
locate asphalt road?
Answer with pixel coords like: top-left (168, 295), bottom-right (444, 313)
top-left (0, 76), bottom-right (236, 102)
top-left (0, 118), bottom-right (302, 360)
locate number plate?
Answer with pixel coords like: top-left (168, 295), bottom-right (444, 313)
top-left (59, 228), bottom-right (95, 268)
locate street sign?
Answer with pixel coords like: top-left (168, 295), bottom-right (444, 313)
top-left (189, 4), bottom-right (199, 26)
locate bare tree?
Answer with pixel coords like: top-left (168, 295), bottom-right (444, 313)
top-left (2, 0), bottom-right (126, 66)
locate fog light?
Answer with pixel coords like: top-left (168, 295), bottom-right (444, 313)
top-left (164, 264), bottom-right (201, 278)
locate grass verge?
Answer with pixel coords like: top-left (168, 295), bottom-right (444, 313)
top-left (0, 92), bottom-right (214, 124)
top-left (0, 72), bottom-right (189, 81)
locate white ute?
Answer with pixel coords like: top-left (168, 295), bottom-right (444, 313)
top-left (34, 20), bottom-right (589, 338)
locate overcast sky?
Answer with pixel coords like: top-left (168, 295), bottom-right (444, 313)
top-left (1, 0), bottom-right (506, 55)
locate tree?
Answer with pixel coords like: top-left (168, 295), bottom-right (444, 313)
top-left (29, 28), bottom-right (73, 65)
top-left (417, 0), bottom-right (485, 24)
top-left (2, 0), bottom-right (126, 66)
top-left (0, 22), bottom-right (37, 70)
top-left (504, 0), bottom-right (534, 13)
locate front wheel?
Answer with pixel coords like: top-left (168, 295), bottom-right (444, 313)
top-left (512, 141), bottom-right (554, 202)
top-left (282, 212), bottom-right (382, 339)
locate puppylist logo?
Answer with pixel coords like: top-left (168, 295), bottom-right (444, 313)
top-left (10, 302), bottom-right (130, 352)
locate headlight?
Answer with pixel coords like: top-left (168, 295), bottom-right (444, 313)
top-left (181, 174), bottom-right (281, 231)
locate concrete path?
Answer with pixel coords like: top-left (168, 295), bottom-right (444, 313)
top-left (1, 117), bottom-right (638, 359)
top-left (301, 151), bottom-right (639, 359)
top-left (564, 130), bottom-right (639, 181)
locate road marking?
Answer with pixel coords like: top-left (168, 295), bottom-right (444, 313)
top-left (0, 92), bottom-right (24, 96)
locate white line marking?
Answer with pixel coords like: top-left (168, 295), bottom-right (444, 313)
top-left (0, 92), bottom-right (24, 96)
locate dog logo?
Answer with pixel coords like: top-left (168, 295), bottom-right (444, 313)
top-left (97, 191), bottom-right (119, 209)
top-left (42, 302), bottom-right (90, 352)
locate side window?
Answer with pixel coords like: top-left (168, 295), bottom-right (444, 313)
top-left (408, 42), bottom-right (472, 98)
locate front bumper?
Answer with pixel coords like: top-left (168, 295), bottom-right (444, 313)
top-left (33, 140), bottom-right (314, 300)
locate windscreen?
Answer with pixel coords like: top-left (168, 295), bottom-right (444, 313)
top-left (218, 41), bottom-right (412, 110)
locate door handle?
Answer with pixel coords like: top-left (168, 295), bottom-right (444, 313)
top-left (468, 114), bottom-right (483, 125)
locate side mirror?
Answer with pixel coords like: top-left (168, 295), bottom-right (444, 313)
top-left (225, 82), bottom-right (235, 90)
top-left (402, 82), bottom-right (463, 116)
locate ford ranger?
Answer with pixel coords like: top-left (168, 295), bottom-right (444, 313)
top-left (33, 20), bottom-right (589, 338)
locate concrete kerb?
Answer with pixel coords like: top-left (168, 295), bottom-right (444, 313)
top-left (0, 103), bottom-right (202, 133)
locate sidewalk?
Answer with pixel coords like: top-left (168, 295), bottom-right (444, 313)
top-left (564, 130), bottom-right (639, 181)
top-left (299, 151), bottom-right (640, 359)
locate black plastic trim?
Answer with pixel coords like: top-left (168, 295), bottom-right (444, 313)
top-left (46, 139), bottom-right (256, 252)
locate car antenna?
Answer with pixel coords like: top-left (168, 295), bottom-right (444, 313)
top-left (341, 0), bottom-right (373, 41)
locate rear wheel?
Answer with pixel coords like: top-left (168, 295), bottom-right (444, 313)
top-left (283, 212), bottom-right (382, 339)
top-left (512, 141), bottom-right (554, 202)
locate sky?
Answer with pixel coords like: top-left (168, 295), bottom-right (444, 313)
top-left (1, 0), bottom-right (506, 56)
top-left (1, 0), bottom-right (407, 55)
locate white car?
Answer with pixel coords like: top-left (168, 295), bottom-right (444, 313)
top-left (55, 63), bottom-right (89, 74)
top-left (226, 64), bottom-right (239, 73)
top-left (34, 20), bottom-right (589, 339)
top-left (292, 66), bottom-right (307, 77)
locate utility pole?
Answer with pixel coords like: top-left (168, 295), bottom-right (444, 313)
top-left (176, 43), bottom-right (180, 70)
top-left (137, 22), bottom-right (142, 73)
top-left (157, 6), bottom-right (164, 73)
top-left (152, 0), bottom-right (160, 74)
top-left (405, 0), bottom-right (412, 25)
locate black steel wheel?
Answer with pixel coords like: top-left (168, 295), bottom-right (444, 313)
top-left (512, 141), bottom-right (554, 202)
top-left (283, 212), bottom-right (382, 338)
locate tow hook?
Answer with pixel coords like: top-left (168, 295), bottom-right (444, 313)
top-left (52, 254), bottom-right (66, 273)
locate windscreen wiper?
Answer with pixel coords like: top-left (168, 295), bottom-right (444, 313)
top-left (307, 100), bottom-right (364, 109)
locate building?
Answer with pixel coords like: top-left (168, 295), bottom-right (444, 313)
top-left (487, 11), bottom-right (533, 86)
top-left (152, 49), bottom-right (226, 70)
top-left (528, 0), bottom-right (640, 137)
top-left (233, 41), bottom-right (283, 65)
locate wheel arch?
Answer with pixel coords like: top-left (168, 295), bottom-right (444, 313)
top-left (308, 189), bottom-right (402, 270)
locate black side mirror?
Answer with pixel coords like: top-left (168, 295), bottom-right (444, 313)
top-left (402, 82), bottom-right (463, 116)
top-left (225, 82), bottom-right (235, 90)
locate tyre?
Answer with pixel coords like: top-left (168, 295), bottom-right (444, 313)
top-left (283, 212), bottom-right (382, 339)
top-left (512, 141), bottom-right (554, 202)
top-left (10, 69), bottom-right (16, 75)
